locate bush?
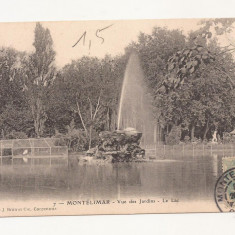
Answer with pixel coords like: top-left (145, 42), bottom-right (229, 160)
top-left (183, 135), bottom-right (190, 144)
top-left (222, 132), bottom-right (235, 144)
top-left (191, 137), bottom-right (202, 144)
top-left (165, 126), bottom-right (181, 145)
top-left (202, 138), bottom-right (209, 144)
top-left (5, 131), bottom-right (28, 139)
top-left (54, 129), bottom-right (89, 152)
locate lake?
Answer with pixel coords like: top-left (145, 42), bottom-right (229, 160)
top-left (0, 153), bottom-right (225, 205)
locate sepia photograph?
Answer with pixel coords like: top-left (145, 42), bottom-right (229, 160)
top-left (0, 18), bottom-right (235, 217)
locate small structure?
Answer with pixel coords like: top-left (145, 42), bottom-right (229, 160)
top-left (0, 138), bottom-right (68, 165)
top-left (87, 128), bottom-right (145, 162)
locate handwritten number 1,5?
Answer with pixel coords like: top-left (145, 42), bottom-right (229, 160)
top-left (72, 24), bottom-right (113, 50)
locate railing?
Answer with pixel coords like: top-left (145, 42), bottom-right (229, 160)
top-left (144, 143), bottom-right (235, 158)
top-left (0, 146), bottom-right (69, 166)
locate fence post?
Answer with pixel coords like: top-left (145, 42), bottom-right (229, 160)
top-left (49, 147), bottom-right (52, 167)
top-left (193, 144), bottom-right (194, 157)
top-left (183, 144), bottom-right (184, 156)
top-left (155, 142), bottom-right (157, 158)
top-left (11, 146), bottom-right (13, 166)
top-left (67, 148), bottom-right (69, 168)
top-left (164, 145), bottom-right (165, 155)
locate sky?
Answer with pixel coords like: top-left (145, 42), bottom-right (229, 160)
top-left (0, 19), bottom-right (233, 68)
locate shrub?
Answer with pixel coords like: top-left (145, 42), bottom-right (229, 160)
top-left (165, 126), bottom-right (181, 145)
top-left (202, 138), bottom-right (208, 144)
top-left (191, 137), bottom-right (202, 144)
top-left (5, 131), bottom-right (28, 139)
top-left (54, 129), bottom-right (89, 152)
top-left (222, 132), bottom-right (235, 144)
top-left (183, 135), bottom-right (190, 144)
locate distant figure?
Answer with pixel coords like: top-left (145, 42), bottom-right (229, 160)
top-left (212, 130), bottom-right (218, 144)
top-left (23, 149), bottom-right (28, 163)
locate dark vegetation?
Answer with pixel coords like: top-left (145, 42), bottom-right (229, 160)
top-left (1, 20), bottom-right (235, 151)
top-left (93, 130), bottom-right (145, 162)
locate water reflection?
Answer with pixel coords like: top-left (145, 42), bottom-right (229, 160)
top-left (0, 155), bottom-right (224, 202)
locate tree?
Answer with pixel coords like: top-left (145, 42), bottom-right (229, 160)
top-left (125, 27), bottom-right (187, 94)
top-left (48, 54), bottom-right (126, 150)
top-left (163, 19), bottom-right (235, 92)
top-left (124, 23), bottom-right (235, 142)
top-left (155, 40), bottom-right (235, 141)
top-left (0, 47), bottom-right (34, 138)
top-left (124, 27), bottom-right (187, 140)
top-left (22, 23), bottom-right (56, 137)
top-left (58, 57), bottom-right (103, 149)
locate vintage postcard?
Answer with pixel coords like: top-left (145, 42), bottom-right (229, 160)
top-left (0, 18), bottom-right (235, 217)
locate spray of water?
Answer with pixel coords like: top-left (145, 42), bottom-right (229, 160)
top-left (117, 52), bottom-right (159, 147)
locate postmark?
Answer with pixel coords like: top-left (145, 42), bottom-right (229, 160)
top-left (214, 167), bottom-right (235, 212)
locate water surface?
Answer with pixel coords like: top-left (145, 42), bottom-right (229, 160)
top-left (0, 154), bottom-right (224, 203)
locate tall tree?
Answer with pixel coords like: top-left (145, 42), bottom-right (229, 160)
top-left (0, 48), bottom-right (34, 138)
top-left (22, 23), bottom-right (56, 137)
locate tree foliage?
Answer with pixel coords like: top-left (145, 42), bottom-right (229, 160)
top-left (1, 20), bottom-right (235, 148)
top-left (22, 22), bottom-right (56, 137)
top-left (125, 21), bottom-right (235, 142)
top-left (46, 55), bottom-right (126, 148)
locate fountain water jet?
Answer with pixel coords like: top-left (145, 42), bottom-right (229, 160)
top-left (86, 52), bottom-right (158, 161)
top-left (117, 52), bottom-right (159, 147)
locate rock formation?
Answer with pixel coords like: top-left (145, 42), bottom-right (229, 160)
top-left (87, 128), bottom-right (145, 162)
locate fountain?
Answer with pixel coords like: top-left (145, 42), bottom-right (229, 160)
top-left (86, 52), bottom-right (158, 162)
top-left (117, 51), bottom-right (158, 148)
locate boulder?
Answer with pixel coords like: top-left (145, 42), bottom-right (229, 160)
top-left (93, 128), bottom-right (145, 162)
